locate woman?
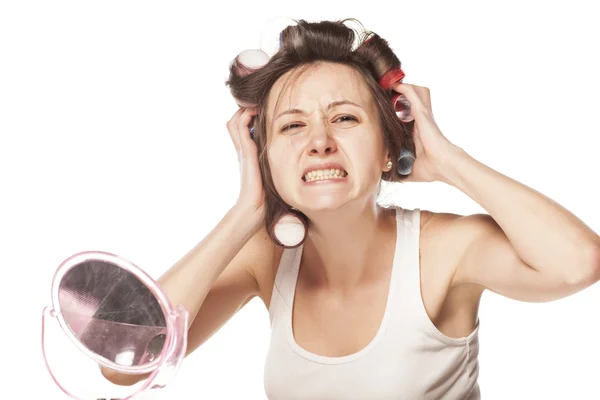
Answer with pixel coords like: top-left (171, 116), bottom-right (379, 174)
top-left (102, 19), bottom-right (600, 399)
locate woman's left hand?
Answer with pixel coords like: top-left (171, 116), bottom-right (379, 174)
top-left (389, 82), bottom-right (463, 183)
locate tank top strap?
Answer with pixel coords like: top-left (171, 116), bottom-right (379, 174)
top-left (268, 243), bottom-right (303, 325)
top-left (393, 206), bottom-right (481, 347)
top-left (393, 206), bottom-right (424, 318)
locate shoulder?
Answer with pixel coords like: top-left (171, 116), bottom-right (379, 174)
top-left (246, 227), bottom-right (285, 310)
top-left (419, 208), bottom-right (465, 232)
top-left (418, 208), bottom-right (491, 290)
top-left (419, 208), bottom-right (495, 250)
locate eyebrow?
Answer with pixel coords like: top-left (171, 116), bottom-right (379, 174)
top-left (274, 100), bottom-right (363, 123)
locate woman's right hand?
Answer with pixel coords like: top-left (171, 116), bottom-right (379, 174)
top-left (226, 106), bottom-right (266, 223)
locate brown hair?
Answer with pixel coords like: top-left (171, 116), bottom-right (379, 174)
top-left (225, 18), bottom-right (415, 247)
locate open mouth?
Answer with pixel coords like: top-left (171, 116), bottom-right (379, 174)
top-left (302, 168), bottom-right (348, 182)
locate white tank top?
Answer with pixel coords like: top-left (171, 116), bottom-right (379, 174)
top-left (263, 206), bottom-right (481, 399)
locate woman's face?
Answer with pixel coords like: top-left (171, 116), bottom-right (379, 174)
top-left (265, 62), bottom-right (388, 212)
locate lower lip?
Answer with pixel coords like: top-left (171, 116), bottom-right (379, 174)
top-left (302, 176), bottom-right (349, 185)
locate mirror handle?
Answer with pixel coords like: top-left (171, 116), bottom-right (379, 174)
top-left (149, 306), bottom-right (189, 390)
top-left (41, 306), bottom-right (88, 400)
top-left (41, 306), bottom-right (163, 400)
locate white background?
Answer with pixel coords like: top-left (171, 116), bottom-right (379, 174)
top-left (2, 1), bottom-right (599, 399)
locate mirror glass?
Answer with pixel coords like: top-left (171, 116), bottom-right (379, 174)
top-left (58, 260), bottom-right (167, 367)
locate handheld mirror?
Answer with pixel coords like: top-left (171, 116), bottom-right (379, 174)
top-left (41, 250), bottom-right (189, 400)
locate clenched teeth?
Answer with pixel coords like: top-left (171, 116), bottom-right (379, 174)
top-left (303, 168), bottom-right (348, 182)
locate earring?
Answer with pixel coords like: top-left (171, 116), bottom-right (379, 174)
top-left (273, 212), bottom-right (306, 248)
top-left (386, 161), bottom-right (393, 170)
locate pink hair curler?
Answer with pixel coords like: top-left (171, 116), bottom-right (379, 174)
top-left (234, 49), bottom-right (271, 77)
top-left (392, 91), bottom-right (414, 123)
top-left (272, 212), bottom-right (307, 248)
top-left (379, 67), bottom-right (414, 123)
top-left (232, 16), bottom-right (298, 131)
top-left (377, 66), bottom-right (416, 175)
top-left (41, 250), bottom-right (189, 399)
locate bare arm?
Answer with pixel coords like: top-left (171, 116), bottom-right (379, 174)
top-left (101, 205), bottom-right (273, 386)
top-left (433, 148), bottom-right (600, 302)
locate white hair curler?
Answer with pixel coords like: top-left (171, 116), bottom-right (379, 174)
top-left (273, 213), bottom-right (306, 248)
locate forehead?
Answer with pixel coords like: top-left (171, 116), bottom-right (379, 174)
top-left (266, 62), bottom-right (372, 123)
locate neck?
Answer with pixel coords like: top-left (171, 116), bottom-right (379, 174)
top-left (301, 200), bottom-right (396, 292)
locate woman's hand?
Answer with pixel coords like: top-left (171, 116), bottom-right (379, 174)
top-left (391, 82), bottom-right (464, 183)
top-left (226, 107), bottom-right (266, 220)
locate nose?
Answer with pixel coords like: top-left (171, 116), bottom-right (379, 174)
top-left (306, 129), bottom-right (337, 156)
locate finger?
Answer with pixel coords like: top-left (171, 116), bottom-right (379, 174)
top-left (227, 107), bottom-right (247, 153)
top-left (391, 82), bottom-right (431, 118)
top-left (413, 124), bottom-right (424, 156)
top-left (236, 99), bottom-right (257, 108)
top-left (413, 86), bottom-right (432, 116)
top-left (236, 107), bottom-right (260, 159)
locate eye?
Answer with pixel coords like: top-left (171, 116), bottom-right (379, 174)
top-left (280, 115), bottom-right (358, 132)
top-left (281, 123), bottom-right (302, 132)
top-left (335, 115), bottom-right (358, 123)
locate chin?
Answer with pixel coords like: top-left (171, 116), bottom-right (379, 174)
top-left (297, 195), bottom-right (353, 213)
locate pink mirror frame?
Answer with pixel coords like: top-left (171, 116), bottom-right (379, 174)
top-left (41, 250), bottom-right (189, 400)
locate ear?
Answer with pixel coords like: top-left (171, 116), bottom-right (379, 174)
top-left (382, 146), bottom-right (391, 163)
